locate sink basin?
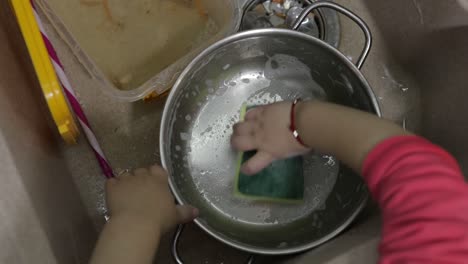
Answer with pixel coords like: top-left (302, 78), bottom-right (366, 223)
top-left (362, 0), bottom-right (468, 173)
top-left (277, 0), bottom-right (468, 262)
top-left (1, 0), bottom-right (466, 263)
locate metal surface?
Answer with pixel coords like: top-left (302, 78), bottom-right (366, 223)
top-left (28, 0), bottom-right (468, 262)
top-left (303, 0), bottom-right (326, 41)
top-left (172, 225), bottom-right (184, 264)
top-left (173, 224), bottom-right (257, 264)
top-left (241, 0), bottom-right (341, 48)
top-left (292, 1), bottom-right (372, 69)
top-left (285, 6), bottom-right (320, 36)
top-left (161, 23), bottom-right (380, 255)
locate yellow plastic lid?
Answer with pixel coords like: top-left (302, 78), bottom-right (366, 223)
top-left (10, 0), bottom-right (79, 144)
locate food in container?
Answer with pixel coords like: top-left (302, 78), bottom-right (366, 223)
top-left (36, 0), bottom-right (241, 101)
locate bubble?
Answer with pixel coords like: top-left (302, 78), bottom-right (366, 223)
top-left (180, 133), bottom-right (190, 141)
top-left (271, 60), bottom-right (279, 69)
top-left (205, 80), bottom-right (214, 87)
top-left (278, 242), bottom-right (288, 248)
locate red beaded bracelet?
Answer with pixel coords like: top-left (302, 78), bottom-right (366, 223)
top-left (289, 99), bottom-right (308, 147)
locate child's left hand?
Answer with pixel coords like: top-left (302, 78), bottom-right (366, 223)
top-left (106, 164), bottom-right (198, 234)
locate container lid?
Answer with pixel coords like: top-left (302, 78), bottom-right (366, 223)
top-left (10, 0), bottom-right (79, 144)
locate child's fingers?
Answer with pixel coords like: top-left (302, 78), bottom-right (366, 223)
top-left (149, 165), bottom-right (169, 183)
top-left (175, 205), bottom-right (199, 224)
top-left (134, 168), bottom-right (149, 177)
top-left (233, 122), bottom-right (255, 136)
top-left (150, 164), bottom-right (164, 175)
top-left (231, 134), bottom-right (257, 151)
top-left (245, 107), bottom-right (263, 121)
top-left (105, 178), bottom-right (117, 190)
top-left (241, 151), bottom-right (274, 175)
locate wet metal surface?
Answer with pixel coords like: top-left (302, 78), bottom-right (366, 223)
top-left (161, 29), bottom-right (377, 254)
top-left (40, 0), bottom-right (468, 262)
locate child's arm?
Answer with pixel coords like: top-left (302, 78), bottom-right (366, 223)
top-left (231, 100), bottom-right (408, 174)
top-left (231, 100), bottom-right (468, 263)
top-left (90, 165), bottom-right (198, 264)
top-left (362, 134), bottom-right (468, 263)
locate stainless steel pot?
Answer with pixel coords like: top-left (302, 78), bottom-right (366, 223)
top-left (160, 1), bottom-right (380, 261)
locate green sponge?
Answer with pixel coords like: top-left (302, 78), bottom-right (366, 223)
top-left (233, 104), bottom-right (304, 203)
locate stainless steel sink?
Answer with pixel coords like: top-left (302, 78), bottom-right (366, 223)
top-left (2, 0), bottom-right (465, 263)
top-left (62, 0), bottom-right (468, 263)
top-left (278, 0), bottom-right (468, 263)
top-left (362, 0), bottom-right (468, 172)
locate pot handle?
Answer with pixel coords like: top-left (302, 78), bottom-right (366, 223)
top-left (291, 1), bottom-right (372, 70)
top-left (171, 225), bottom-right (184, 264)
top-left (172, 224), bottom-right (256, 264)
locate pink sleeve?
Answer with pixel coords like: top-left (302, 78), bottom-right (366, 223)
top-left (362, 135), bottom-right (468, 264)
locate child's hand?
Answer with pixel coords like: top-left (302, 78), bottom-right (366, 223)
top-left (231, 101), bottom-right (310, 175)
top-left (106, 165), bottom-right (198, 235)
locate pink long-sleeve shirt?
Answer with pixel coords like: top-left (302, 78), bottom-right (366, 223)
top-left (362, 136), bottom-right (468, 263)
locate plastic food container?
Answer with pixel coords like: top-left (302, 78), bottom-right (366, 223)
top-left (35, 0), bottom-right (242, 101)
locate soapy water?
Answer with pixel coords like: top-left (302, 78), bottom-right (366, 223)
top-left (169, 53), bottom-right (337, 225)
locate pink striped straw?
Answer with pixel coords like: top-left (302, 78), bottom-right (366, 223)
top-left (31, 1), bottom-right (114, 178)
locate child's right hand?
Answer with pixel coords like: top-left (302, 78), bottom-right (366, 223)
top-left (231, 101), bottom-right (310, 175)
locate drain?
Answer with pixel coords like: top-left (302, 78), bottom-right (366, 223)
top-left (240, 0), bottom-right (340, 48)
